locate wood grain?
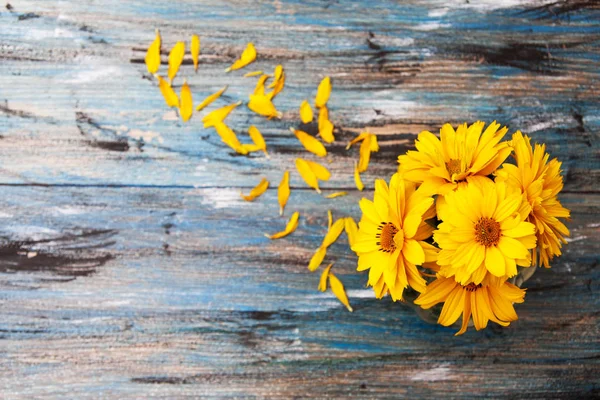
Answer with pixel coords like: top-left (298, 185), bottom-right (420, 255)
top-left (0, 0), bottom-right (599, 398)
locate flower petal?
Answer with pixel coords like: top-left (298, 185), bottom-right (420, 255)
top-left (299, 100), bottom-right (313, 123)
top-left (329, 272), bottom-right (353, 312)
top-left (156, 75), bottom-right (179, 108)
top-left (191, 34), bottom-right (200, 72)
top-left (179, 80), bottom-right (193, 122)
top-left (225, 42), bottom-right (256, 72)
top-left (248, 95), bottom-right (282, 119)
top-left (240, 177), bottom-right (269, 201)
top-left (277, 170), bottom-right (290, 216)
top-left (202, 101), bottom-right (241, 128)
top-left (403, 239), bottom-right (425, 266)
top-left (308, 246), bottom-right (327, 272)
top-left (318, 263), bottom-right (333, 291)
top-left (295, 158), bottom-right (320, 193)
top-left (315, 76), bottom-right (331, 108)
top-left (291, 128), bottom-right (327, 157)
top-left (325, 191), bottom-right (347, 199)
top-left (354, 161), bottom-right (364, 191)
top-left (345, 217), bottom-right (358, 247)
top-left (266, 211), bottom-right (300, 239)
top-left (248, 125), bottom-right (268, 156)
top-left (196, 85), bottom-right (228, 111)
top-left (167, 41), bottom-right (185, 84)
top-left (145, 29), bottom-right (161, 74)
top-left (485, 245), bottom-right (506, 277)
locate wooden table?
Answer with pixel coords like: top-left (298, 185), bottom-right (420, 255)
top-left (1, 1), bottom-right (599, 398)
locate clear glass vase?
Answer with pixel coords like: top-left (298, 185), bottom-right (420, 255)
top-left (404, 267), bottom-right (537, 326)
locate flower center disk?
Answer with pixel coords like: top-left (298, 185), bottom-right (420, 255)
top-left (474, 217), bottom-right (501, 247)
top-left (446, 158), bottom-right (462, 177)
top-left (376, 222), bottom-right (398, 253)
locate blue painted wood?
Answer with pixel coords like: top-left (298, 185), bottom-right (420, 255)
top-left (0, 0), bottom-right (599, 397)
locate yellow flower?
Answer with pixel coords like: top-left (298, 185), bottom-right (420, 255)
top-left (415, 275), bottom-right (525, 335)
top-left (351, 174), bottom-right (437, 301)
top-left (496, 132), bottom-right (570, 268)
top-left (435, 179), bottom-right (537, 285)
top-left (398, 121), bottom-right (513, 195)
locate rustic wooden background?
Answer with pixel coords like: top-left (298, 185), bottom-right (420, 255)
top-left (1, 0), bottom-right (599, 398)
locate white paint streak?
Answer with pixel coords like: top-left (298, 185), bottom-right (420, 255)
top-left (128, 129), bottom-right (164, 143)
top-left (565, 235), bottom-right (587, 243)
top-left (411, 365), bottom-right (454, 381)
top-left (198, 188), bottom-right (246, 209)
top-left (414, 22), bottom-right (451, 31)
top-left (66, 66), bottom-right (122, 84)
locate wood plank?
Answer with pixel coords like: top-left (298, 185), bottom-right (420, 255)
top-left (1, 0), bottom-right (599, 397)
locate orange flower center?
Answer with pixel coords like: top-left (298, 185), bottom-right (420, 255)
top-left (376, 222), bottom-right (398, 253)
top-left (474, 217), bottom-right (501, 247)
top-left (446, 158), bottom-right (462, 176)
top-left (464, 283), bottom-right (483, 292)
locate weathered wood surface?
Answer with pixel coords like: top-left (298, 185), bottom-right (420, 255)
top-left (0, 0), bottom-right (599, 398)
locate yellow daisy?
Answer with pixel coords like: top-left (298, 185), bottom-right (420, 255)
top-left (496, 131), bottom-right (570, 268)
top-left (351, 174), bottom-right (438, 301)
top-left (435, 179), bottom-right (537, 285)
top-left (398, 121), bottom-right (513, 195)
top-left (415, 275), bottom-right (525, 335)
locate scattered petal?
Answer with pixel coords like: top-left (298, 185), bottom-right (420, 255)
top-left (299, 100), bottom-right (313, 124)
top-left (291, 128), bottom-right (327, 157)
top-left (318, 264), bottom-right (334, 291)
top-left (346, 132), bottom-right (369, 150)
top-left (191, 34), bottom-right (200, 72)
top-left (248, 95), bottom-right (282, 119)
top-left (202, 101), bottom-right (242, 128)
top-left (327, 210), bottom-right (333, 230)
top-left (269, 65), bottom-right (283, 88)
top-left (225, 42), bottom-right (257, 72)
top-left (156, 74), bottom-right (179, 108)
top-left (253, 75), bottom-right (270, 96)
top-left (325, 191), bottom-right (347, 199)
top-left (309, 246), bottom-right (327, 272)
top-left (318, 106), bottom-right (335, 143)
top-left (179, 80), bottom-right (193, 122)
top-left (168, 41), bottom-right (185, 84)
top-left (244, 70), bottom-right (264, 77)
top-left (323, 218), bottom-right (345, 248)
top-left (145, 29), bottom-right (161, 74)
top-left (295, 158), bottom-right (320, 193)
top-left (315, 76), bottom-right (331, 108)
top-left (248, 125), bottom-right (268, 156)
top-left (304, 159), bottom-right (331, 181)
top-left (354, 161), bottom-right (364, 191)
top-left (278, 170), bottom-right (290, 216)
top-left (266, 211), bottom-right (300, 239)
top-left (358, 134), bottom-right (372, 172)
top-left (214, 122), bottom-right (248, 154)
top-left (329, 272), bottom-right (353, 312)
top-left (344, 217), bottom-right (358, 247)
top-left (196, 86), bottom-right (228, 111)
top-left (267, 69), bottom-right (285, 100)
top-left (241, 178), bottom-right (269, 201)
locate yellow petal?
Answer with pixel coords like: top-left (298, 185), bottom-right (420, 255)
top-left (179, 80), bottom-right (193, 122)
top-left (145, 29), bottom-right (161, 74)
top-left (248, 95), bottom-right (282, 119)
top-left (156, 75), bottom-right (179, 108)
top-left (354, 161), bottom-right (364, 191)
top-left (358, 134), bottom-right (372, 172)
top-left (248, 125), bottom-right (268, 156)
top-left (167, 41), bottom-right (185, 84)
top-left (266, 211), bottom-right (299, 239)
top-left (305, 159), bottom-right (331, 181)
top-left (225, 42), bottom-right (257, 72)
top-left (329, 272), bottom-right (353, 312)
top-left (323, 218), bottom-right (345, 248)
top-left (344, 217), bottom-right (358, 247)
top-left (295, 158), bottom-right (320, 193)
top-left (315, 76), bottom-right (331, 108)
top-left (318, 263), bottom-right (333, 291)
top-left (318, 107), bottom-right (334, 143)
top-left (269, 65), bottom-right (283, 88)
top-left (196, 85), bottom-right (228, 111)
top-left (267, 70), bottom-right (285, 100)
top-left (240, 144), bottom-right (262, 153)
top-left (369, 133), bottom-right (380, 152)
top-left (202, 101), bottom-right (241, 128)
top-left (240, 178), bottom-right (269, 202)
top-left (327, 210), bottom-right (333, 230)
top-left (278, 170), bottom-right (290, 216)
top-left (299, 100), bottom-right (313, 123)
top-left (213, 122), bottom-right (247, 154)
top-left (291, 128), bottom-right (327, 157)
top-left (309, 246), bottom-right (327, 272)
top-left (191, 34), bottom-right (200, 72)
top-left (325, 191), bottom-right (347, 199)
top-left (253, 74), bottom-right (270, 96)
top-left (244, 70), bottom-right (264, 77)
top-left (346, 132), bottom-right (369, 150)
